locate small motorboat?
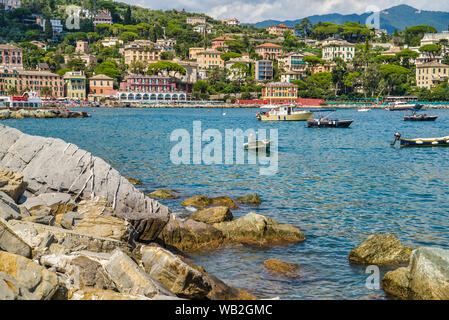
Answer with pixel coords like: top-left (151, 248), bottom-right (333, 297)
top-left (386, 101), bottom-right (423, 111)
top-left (306, 109), bottom-right (353, 128)
top-left (357, 107), bottom-right (371, 112)
top-left (391, 132), bottom-right (449, 147)
top-left (256, 105), bottom-right (313, 121)
top-left (244, 139), bottom-right (271, 151)
top-left (404, 113), bottom-right (437, 121)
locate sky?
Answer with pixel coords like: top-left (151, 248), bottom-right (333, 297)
top-left (125, 0), bottom-right (449, 23)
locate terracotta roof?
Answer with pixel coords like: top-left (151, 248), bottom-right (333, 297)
top-left (419, 61), bottom-right (449, 68)
top-left (90, 74), bottom-right (113, 80)
top-left (212, 36), bottom-right (235, 41)
top-left (263, 82), bottom-right (296, 87)
top-left (256, 43), bottom-right (282, 48)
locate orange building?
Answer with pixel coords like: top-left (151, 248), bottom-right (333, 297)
top-left (255, 43), bottom-right (283, 60)
top-left (266, 24), bottom-right (295, 36)
top-left (261, 82), bottom-right (298, 103)
top-left (89, 74), bottom-right (114, 95)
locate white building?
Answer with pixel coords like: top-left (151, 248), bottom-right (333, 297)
top-left (0, 0), bottom-right (21, 10)
top-left (221, 18), bottom-right (240, 26)
top-left (322, 39), bottom-right (355, 62)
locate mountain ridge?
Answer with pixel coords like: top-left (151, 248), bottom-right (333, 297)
top-left (248, 4), bottom-right (449, 33)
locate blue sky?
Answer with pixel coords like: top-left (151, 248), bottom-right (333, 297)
top-left (125, 0), bottom-right (448, 23)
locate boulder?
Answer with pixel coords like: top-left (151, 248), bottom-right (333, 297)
top-left (148, 189), bottom-right (180, 200)
top-left (0, 170), bottom-right (27, 202)
top-left (263, 259), bottom-right (300, 278)
top-left (140, 246), bottom-right (211, 299)
top-left (189, 206), bottom-right (233, 224)
top-left (234, 194), bottom-right (262, 205)
top-left (157, 214), bottom-right (225, 252)
top-left (68, 288), bottom-right (151, 300)
top-left (0, 191), bottom-right (22, 221)
top-left (103, 249), bottom-right (173, 298)
top-left (23, 192), bottom-right (75, 216)
top-left (213, 212), bottom-right (306, 246)
top-left (59, 211), bottom-right (83, 230)
top-left (349, 234), bottom-right (412, 266)
top-left (0, 217), bottom-right (32, 257)
top-left (0, 124), bottom-right (170, 242)
top-left (205, 274), bottom-right (257, 300)
top-left (73, 212), bottom-right (137, 244)
top-left (0, 251), bottom-right (59, 300)
top-left (7, 219), bottom-right (130, 255)
top-left (381, 247), bottom-right (449, 300)
top-left (210, 196), bottom-right (239, 209)
top-left (23, 215), bottom-right (55, 226)
top-left (0, 271), bottom-right (25, 300)
top-left (181, 195), bottom-right (212, 208)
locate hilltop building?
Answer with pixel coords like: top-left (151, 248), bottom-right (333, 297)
top-left (266, 24), bottom-right (295, 36)
top-left (186, 17), bottom-right (206, 25)
top-left (0, 0), bottom-right (21, 10)
top-left (211, 36), bottom-right (235, 50)
top-left (221, 18), bottom-right (240, 26)
top-left (322, 39), bottom-right (355, 62)
top-left (416, 61), bottom-right (449, 89)
top-left (196, 50), bottom-right (224, 69)
top-left (0, 44), bottom-right (23, 70)
top-left (255, 43), bottom-right (283, 60)
top-left (254, 60), bottom-right (273, 82)
top-left (93, 10), bottom-right (113, 26)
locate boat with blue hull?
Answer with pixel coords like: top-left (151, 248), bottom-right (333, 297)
top-left (391, 132), bottom-right (449, 147)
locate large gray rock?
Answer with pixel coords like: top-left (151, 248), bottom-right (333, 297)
top-left (103, 249), bottom-right (174, 298)
top-left (23, 192), bottom-right (75, 216)
top-left (0, 191), bottom-right (22, 221)
top-left (0, 251), bottom-right (59, 300)
top-left (381, 247), bottom-right (449, 300)
top-left (8, 219), bottom-right (129, 255)
top-left (0, 217), bottom-right (31, 257)
top-left (349, 234), bottom-right (412, 266)
top-left (0, 124), bottom-right (170, 242)
top-left (141, 246), bottom-right (211, 299)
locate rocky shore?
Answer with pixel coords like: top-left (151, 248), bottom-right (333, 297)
top-left (0, 108), bottom-right (89, 120)
top-left (0, 124), bottom-right (304, 300)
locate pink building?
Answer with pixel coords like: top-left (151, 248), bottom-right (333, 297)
top-left (211, 36), bottom-right (235, 50)
top-left (76, 40), bottom-right (89, 54)
top-left (0, 44), bottom-right (23, 69)
top-left (119, 74), bottom-right (177, 93)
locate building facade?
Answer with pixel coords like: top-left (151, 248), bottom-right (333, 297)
top-left (189, 47), bottom-right (205, 60)
top-left (266, 24), bottom-right (295, 36)
top-left (89, 74), bottom-right (114, 95)
top-left (211, 36), bottom-right (235, 50)
top-left (221, 18), bottom-right (240, 26)
top-left (322, 39), bottom-right (355, 62)
top-left (255, 43), bottom-right (283, 60)
top-left (0, 69), bottom-right (64, 97)
top-left (0, 0), bottom-right (21, 10)
top-left (186, 17), bottom-right (206, 25)
top-left (225, 56), bottom-right (253, 81)
top-left (93, 10), bottom-right (113, 26)
top-left (254, 60), bottom-right (273, 82)
top-left (196, 50), bottom-right (224, 69)
top-left (0, 45), bottom-right (23, 70)
top-left (118, 74), bottom-right (186, 102)
top-left (123, 40), bottom-right (162, 66)
top-left (64, 71), bottom-right (86, 99)
top-left (193, 24), bottom-right (213, 34)
top-left (76, 40), bottom-right (89, 54)
top-left (416, 62), bottom-right (449, 89)
top-left (262, 82), bottom-right (298, 102)
top-left (101, 37), bottom-right (123, 47)
top-left (279, 52), bottom-right (307, 72)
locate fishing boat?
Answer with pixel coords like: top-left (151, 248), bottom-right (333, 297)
top-left (256, 105), bottom-right (313, 121)
top-left (386, 101), bottom-right (423, 111)
top-left (243, 139), bottom-right (271, 151)
top-left (391, 132), bottom-right (449, 147)
top-left (306, 109), bottom-right (354, 128)
top-left (404, 112), bottom-right (438, 121)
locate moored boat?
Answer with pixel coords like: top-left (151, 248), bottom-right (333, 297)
top-left (243, 139), bottom-right (271, 151)
top-left (0, 91), bottom-right (43, 108)
top-left (391, 132), bottom-right (449, 147)
top-left (386, 101), bottom-right (423, 111)
top-left (256, 105), bottom-right (313, 121)
top-left (404, 113), bottom-right (438, 121)
top-left (307, 119), bottom-right (354, 128)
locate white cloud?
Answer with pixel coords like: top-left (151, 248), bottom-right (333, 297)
top-left (120, 0), bottom-right (449, 23)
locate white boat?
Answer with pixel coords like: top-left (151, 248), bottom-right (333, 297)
top-left (0, 91), bottom-right (43, 108)
top-left (386, 101), bottom-right (422, 111)
top-left (244, 139), bottom-right (271, 151)
top-left (256, 105), bottom-right (313, 121)
top-left (357, 107), bottom-right (371, 112)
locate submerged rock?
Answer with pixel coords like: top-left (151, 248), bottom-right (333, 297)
top-left (0, 170), bottom-right (27, 202)
top-left (213, 212), bottom-right (305, 246)
top-left (126, 177), bottom-right (143, 185)
top-left (181, 195), bottom-right (238, 209)
top-left (0, 124), bottom-right (170, 242)
top-left (0, 251), bottom-right (59, 300)
top-left (189, 206), bottom-right (233, 224)
top-left (234, 194), bottom-right (262, 205)
top-left (148, 189), bottom-right (180, 200)
top-left (349, 234), bottom-right (412, 266)
top-left (381, 247), bottom-right (449, 300)
top-left (210, 196), bottom-right (239, 209)
top-left (263, 259), bottom-right (300, 278)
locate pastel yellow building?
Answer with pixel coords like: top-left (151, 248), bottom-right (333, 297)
top-left (262, 82), bottom-right (298, 103)
top-left (189, 47), bottom-right (205, 60)
top-left (123, 40), bottom-right (162, 66)
top-left (416, 61), bottom-right (449, 89)
top-left (322, 39), bottom-right (355, 62)
top-left (196, 50), bottom-right (224, 69)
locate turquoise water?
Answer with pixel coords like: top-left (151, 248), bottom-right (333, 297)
top-left (3, 107), bottom-right (449, 299)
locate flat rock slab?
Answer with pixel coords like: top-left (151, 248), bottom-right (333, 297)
top-left (0, 191), bottom-right (22, 221)
top-left (349, 234), bottom-right (412, 266)
top-left (23, 192), bottom-right (75, 216)
top-left (0, 170), bottom-right (27, 202)
top-left (0, 217), bottom-right (32, 258)
top-left (0, 124), bottom-right (170, 242)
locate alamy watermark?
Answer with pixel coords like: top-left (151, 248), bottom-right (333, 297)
top-left (169, 121), bottom-right (278, 176)
top-left (365, 265), bottom-right (380, 290)
top-left (65, 5), bottom-right (81, 30)
top-left (365, 5), bottom-right (381, 30)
